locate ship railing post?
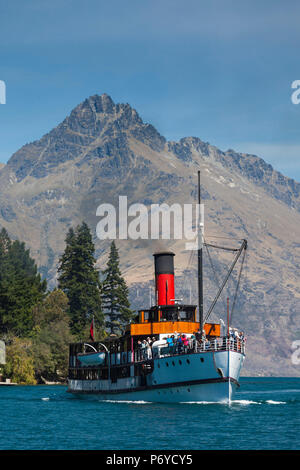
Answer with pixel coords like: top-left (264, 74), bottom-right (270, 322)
top-left (97, 342), bottom-right (110, 382)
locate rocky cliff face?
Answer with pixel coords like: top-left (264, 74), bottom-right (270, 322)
top-left (0, 93), bottom-right (299, 376)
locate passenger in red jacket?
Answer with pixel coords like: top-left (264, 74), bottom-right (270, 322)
top-left (182, 334), bottom-right (189, 352)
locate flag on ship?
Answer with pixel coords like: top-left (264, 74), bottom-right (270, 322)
top-left (90, 316), bottom-right (94, 341)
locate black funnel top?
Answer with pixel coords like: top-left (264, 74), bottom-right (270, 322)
top-left (153, 252), bottom-right (175, 275)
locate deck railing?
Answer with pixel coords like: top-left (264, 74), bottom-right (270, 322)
top-left (134, 336), bottom-right (245, 362)
top-left (72, 336), bottom-right (245, 370)
top-left (196, 337), bottom-right (245, 354)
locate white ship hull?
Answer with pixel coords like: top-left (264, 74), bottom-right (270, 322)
top-left (68, 349), bottom-right (245, 403)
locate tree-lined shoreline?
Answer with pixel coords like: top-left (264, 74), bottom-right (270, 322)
top-left (0, 223), bottom-right (134, 385)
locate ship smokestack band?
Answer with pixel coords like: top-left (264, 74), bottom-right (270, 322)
top-left (153, 252), bottom-right (175, 306)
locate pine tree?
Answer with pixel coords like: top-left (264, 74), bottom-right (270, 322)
top-left (57, 222), bottom-right (103, 337)
top-left (0, 229), bottom-right (47, 336)
top-left (101, 241), bottom-right (134, 335)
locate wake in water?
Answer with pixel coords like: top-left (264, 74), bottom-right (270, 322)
top-left (238, 389), bottom-right (300, 395)
top-left (97, 398), bottom-right (287, 405)
top-left (99, 400), bottom-right (152, 404)
top-left (180, 399), bottom-right (287, 405)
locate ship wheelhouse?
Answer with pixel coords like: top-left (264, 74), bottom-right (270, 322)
top-left (127, 304), bottom-right (220, 343)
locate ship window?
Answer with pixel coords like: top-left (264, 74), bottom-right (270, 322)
top-left (158, 363), bottom-right (160, 368)
top-left (186, 359), bottom-right (190, 364)
top-left (166, 362), bottom-right (169, 367)
top-left (178, 307), bottom-right (195, 321)
top-left (172, 361), bottom-right (175, 366)
top-left (200, 358), bottom-right (204, 363)
top-left (160, 308), bottom-right (178, 322)
top-left (150, 309), bottom-right (158, 322)
top-left (179, 360), bottom-right (182, 365)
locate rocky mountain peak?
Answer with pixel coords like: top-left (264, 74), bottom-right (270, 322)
top-left (66, 93), bottom-right (145, 132)
top-left (3, 94), bottom-right (167, 181)
top-left (90, 93), bottom-right (115, 114)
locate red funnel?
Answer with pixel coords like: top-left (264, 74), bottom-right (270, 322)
top-left (153, 252), bottom-right (175, 306)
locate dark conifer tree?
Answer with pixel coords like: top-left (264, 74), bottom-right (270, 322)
top-left (58, 222), bottom-right (103, 337)
top-left (101, 241), bottom-right (134, 335)
top-left (0, 228), bottom-right (47, 336)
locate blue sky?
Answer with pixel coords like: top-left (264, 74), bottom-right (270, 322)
top-left (0, 0), bottom-right (300, 181)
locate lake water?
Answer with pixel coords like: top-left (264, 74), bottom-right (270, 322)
top-left (0, 377), bottom-right (299, 450)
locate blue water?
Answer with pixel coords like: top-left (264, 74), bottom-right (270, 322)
top-left (0, 377), bottom-right (299, 450)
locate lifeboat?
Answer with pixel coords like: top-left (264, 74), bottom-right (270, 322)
top-left (77, 351), bottom-right (106, 366)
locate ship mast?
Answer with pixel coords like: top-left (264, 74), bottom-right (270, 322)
top-left (197, 170), bottom-right (204, 333)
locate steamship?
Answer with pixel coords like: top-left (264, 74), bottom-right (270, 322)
top-left (68, 172), bottom-right (247, 403)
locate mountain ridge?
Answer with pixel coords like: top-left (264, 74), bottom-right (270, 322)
top-left (3, 94), bottom-right (299, 212)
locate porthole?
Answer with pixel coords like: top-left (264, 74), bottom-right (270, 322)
top-left (166, 362), bottom-right (169, 367)
top-left (172, 361), bottom-right (175, 366)
top-left (187, 388), bottom-right (191, 392)
top-left (158, 363), bottom-right (160, 368)
top-left (186, 359), bottom-right (190, 364)
top-left (200, 358), bottom-right (204, 363)
top-left (179, 360), bottom-right (182, 365)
